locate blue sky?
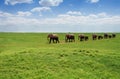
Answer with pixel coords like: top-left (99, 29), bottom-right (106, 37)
top-left (0, 0), bottom-right (120, 32)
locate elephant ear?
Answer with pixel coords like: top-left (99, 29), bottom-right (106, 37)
top-left (48, 34), bottom-right (52, 38)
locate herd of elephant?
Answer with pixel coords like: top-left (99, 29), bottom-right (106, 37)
top-left (47, 33), bottom-right (116, 43)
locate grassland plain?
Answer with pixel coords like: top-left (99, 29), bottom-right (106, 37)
top-left (0, 33), bottom-right (120, 79)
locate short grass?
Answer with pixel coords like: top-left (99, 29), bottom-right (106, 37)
top-left (0, 33), bottom-right (120, 79)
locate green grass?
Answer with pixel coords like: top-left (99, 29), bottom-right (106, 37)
top-left (0, 33), bottom-right (120, 79)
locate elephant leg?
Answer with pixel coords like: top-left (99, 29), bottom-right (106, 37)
top-left (52, 39), bottom-right (55, 43)
top-left (68, 39), bottom-right (70, 42)
top-left (70, 39), bottom-right (72, 42)
top-left (55, 39), bottom-right (57, 43)
top-left (49, 38), bottom-right (51, 43)
top-left (58, 39), bottom-right (60, 43)
top-left (80, 38), bottom-right (82, 41)
top-left (67, 39), bottom-right (69, 42)
top-left (82, 38), bottom-right (84, 41)
top-left (71, 39), bottom-right (73, 42)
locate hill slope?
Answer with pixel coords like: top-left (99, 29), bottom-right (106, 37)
top-left (0, 33), bottom-right (120, 79)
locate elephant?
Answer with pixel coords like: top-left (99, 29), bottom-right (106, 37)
top-left (104, 33), bottom-right (115, 39)
top-left (78, 34), bottom-right (84, 41)
top-left (104, 33), bottom-right (108, 39)
top-left (47, 34), bottom-right (59, 43)
top-left (109, 35), bottom-right (112, 38)
top-left (65, 34), bottom-right (75, 42)
top-left (98, 35), bottom-right (103, 40)
top-left (78, 34), bottom-right (88, 41)
top-left (92, 34), bottom-right (97, 40)
top-left (112, 34), bottom-right (116, 38)
top-left (85, 36), bottom-right (89, 41)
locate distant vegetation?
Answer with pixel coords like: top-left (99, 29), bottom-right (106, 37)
top-left (0, 33), bottom-right (120, 79)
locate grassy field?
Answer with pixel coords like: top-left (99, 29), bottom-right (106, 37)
top-left (0, 33), bottom-right (120, 79)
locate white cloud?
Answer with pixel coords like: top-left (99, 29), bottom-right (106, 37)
top-left (31, 7), bottom-right (51, 12)
top-left (67, 11), bottom-right (82, 16)
top-left (0, 11), bottom-right (13, 17)
top-left (0, 11), bottom-right (32, 17)
top-left (31, 7), bottom-right (51, 16)
top-left (88, 12), bottom-right (107, 18)
top-left (17, 11), bottom-right (32, 16)
top-left (98, 12), bottom-right (107, 17)
top-left (88, 0), bottom-right (100, 3)
top-left (5, 0), bottom-right (33, 5)
top-left (39, 0), bottom-right (63, 6)
top-left (0, 11), bottom-right (120, 32)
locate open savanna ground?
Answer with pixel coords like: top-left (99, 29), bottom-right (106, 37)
top-left (0, 33), bottom-right (120, 79)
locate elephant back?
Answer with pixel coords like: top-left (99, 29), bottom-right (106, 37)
top-left (48, 34), bottom-right (58, 38)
